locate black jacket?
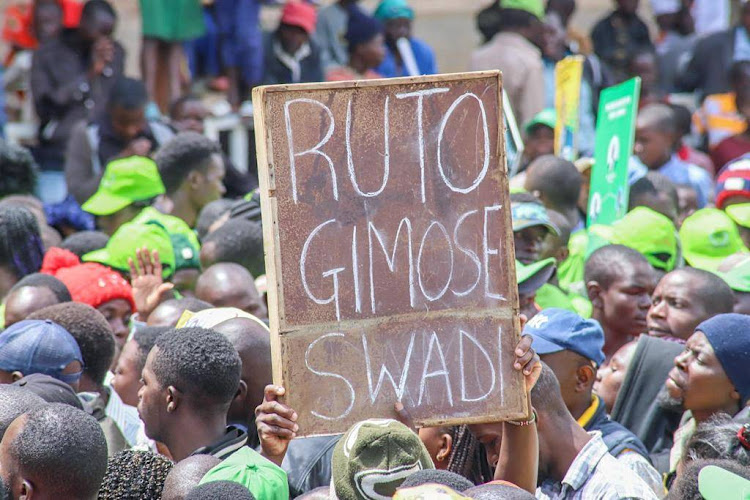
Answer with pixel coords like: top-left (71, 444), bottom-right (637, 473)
top-left (281, 434), bottom-right (340, 498)
top-left (677, 28), bottom-right (736, 99)
top-left (585, 395), bottom-right (650, 459)
top-left (610, 335), bottom-right (684, 473)
top-left (262, 31), bottom-right (324, 86)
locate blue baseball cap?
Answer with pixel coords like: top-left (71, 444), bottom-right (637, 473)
top-left (0, 320), bottom-right (84, 384)
top-left (522, 308), bottom-right (606, 366)
top-left (511, 202), bottom-right (560, 235)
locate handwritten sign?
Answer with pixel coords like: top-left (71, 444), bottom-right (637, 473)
top-left (252, 72), bottom-right (526, 436)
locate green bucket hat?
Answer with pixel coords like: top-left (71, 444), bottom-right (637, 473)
top-left (516, 258), bottom-right (556, 295)
top-left (591, 207), bottom-right (678, 272)
top-left (524, 108), bottom-right (557, 134)
top-left (725, 203), bottom-right (750, 229)
top-left (332, 419), bottom-right (433, 500)
top-left (83, 221), bottom-right (175, 278)
top-left (199, 447), bottom-right (289, 500)
top-left (132, 207), bottom-right (201, 270)
top-left (500, 0), bottom-right (544, 19)
top-left (699, 464), bottom-right (750, 500)
top-left (680, 208), bottom-right (748, 272)
top-left (82, 156), bottom-right (165, 216)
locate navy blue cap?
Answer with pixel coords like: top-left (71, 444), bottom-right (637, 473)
top-left (0, 320), bottom-right (83, 384)
top-left (522, 308), bottom-right (606, 366)
top-left (697, 313), bottom-right (750, 405)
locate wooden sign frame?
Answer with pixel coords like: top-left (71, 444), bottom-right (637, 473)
top-left (253, 71), bottom-right (527, 436)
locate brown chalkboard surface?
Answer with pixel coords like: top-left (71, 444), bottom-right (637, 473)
top-left (253, 72), bottom-right (525, 436)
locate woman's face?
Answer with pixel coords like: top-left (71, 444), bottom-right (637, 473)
top-left (97, 299), bottom-right (133, 348)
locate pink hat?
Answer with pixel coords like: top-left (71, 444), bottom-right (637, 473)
top-left (281, 1), bottom-right (317, 35)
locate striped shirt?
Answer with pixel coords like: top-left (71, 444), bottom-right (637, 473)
top-left (537, 433), bottom-right (659, 500)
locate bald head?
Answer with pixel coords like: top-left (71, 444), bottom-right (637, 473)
top-left (161, 454), bottom-right (221, 500)
top-left (4, 286), bottom-right (61, 327)
top-left (213, 317), bottom-right (272, 428)
top-left (147, 298), bottom-right (213, 327)
top-left (195, 263), bottom-right (267, 320)
top-left (524, 155), bottom-right (582, 212)
top-left (636, 104), bottom-right (678, 135)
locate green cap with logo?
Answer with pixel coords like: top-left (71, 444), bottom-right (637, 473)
top-left (132, 207), bottom-right (201, 270)
top-left (511, 201), bottom-right (560, 235)
top-left (590, 207), bottom-right (678, 272)
top-left (680, 208), bottom-right (748, 272)
top-left (332, 419), bottom-right (433, 500)
top-left (699, 464), bottom-right (750, 500)
top-left (82, 156), bottom-right (166, 216)
top-left (500, 0), bottom-right (544, 19)
top-left (516, 257), bottom-right (556, 295)
top-left (524, 108), bottom-right (557, 134)
top-left (83, 221), bottom-right (175, 278)
top-left (199, 447), bottom-right (289, 500)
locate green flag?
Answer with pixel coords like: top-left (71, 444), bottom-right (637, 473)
top-left (587, 77), bottom-right (641, 227)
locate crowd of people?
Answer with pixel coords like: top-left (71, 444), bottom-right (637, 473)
top-left (1, 0), bottom-right (750, 499)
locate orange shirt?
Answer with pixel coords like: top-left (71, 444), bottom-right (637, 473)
top-left (693, 92), bottom-right (748, 150)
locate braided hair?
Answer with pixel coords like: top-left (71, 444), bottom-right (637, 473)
top-left (98, 450), bottom-right (174, 499)
top-left (0, 206), bottom-right (44, 280)
top-left (446, 425), bottom-right (493, 485)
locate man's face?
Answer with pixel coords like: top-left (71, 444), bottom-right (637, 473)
top-left (97, 205), bottom-right (140, 236)
top-left (634, 125), bottom-right (674, 170)
top-left (137, 348), bottom-right (169, 441)
top-left (192, 155), bottom-right (226, 209)
top-left (172, 269), bottom-right (200, 297)
top-left (79, 11), bottom-right (115, 41)
top-left (278, 24), bottom-right (309, 55)
top-left (595, 341), bottom-right (637, 413)
top-left (598, 261), bottom-right (656, 338)
top-left (647, 271), bottom-right (709, 340)
top-left (110, 105), bottom-right (146, 143)
top-left (629, 54), bottom-right (658, 89)
top-left (514, 226), bottom-right (548, 264)
top-left (519, 291), bottom-right (539, 320)
top-left (112, 339), bottom-right (143, 408)
top-left (355, 33), bottom-right (387, 69)
top-left (172, 100), bottom-right (208, 135)
top-left (524, 127), bottom-right (555, 164)
top-left (665, 331), bottom-right (739, 414)
top-left (97, 299), bottom-right (133, 348)
top-left (384, 17), bottom-right (411, 43)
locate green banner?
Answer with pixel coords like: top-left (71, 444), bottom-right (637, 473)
top-left (587, 77), bottom-right (641, 227)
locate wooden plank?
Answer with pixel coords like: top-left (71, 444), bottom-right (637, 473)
top-left (252, 71), bottom-right (526, 436)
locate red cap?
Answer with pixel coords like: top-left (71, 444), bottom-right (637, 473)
top-left (41, 248), bottom-right (135, 311)
top-left (281, 1), bottom-right (317, 35)
top-left (716, 158), bottom-right (750, 209)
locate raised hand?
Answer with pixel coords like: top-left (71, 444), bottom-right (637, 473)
top-left (255, 385), bottom-right (298, 467)
top-left (128, 247), bottom-right (173, 318)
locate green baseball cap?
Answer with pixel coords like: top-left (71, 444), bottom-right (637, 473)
top-left (715, 253), bottom-right (750, 293)
top-left (680, 208), bottom-right (748, 272)
top-left (524, 108), bottom-right (557, 134)
top-left (83, 221), bottom-right (175, 278)
top-left (591, 207), bottom-right (678, 272)
top-left (725, 203), bottom-right (750, 229)
top-left (82, 156), bottom-right (166, 216)
top-left (516, 258), bottom-right (556, 295)
top-left (500, 0), bottom-right (544, 19)
top-left (132, 207), bottom-right (201, 270)
top-left (332, 419), bottom-right (433, 500)
top-left (699, 464), bottom-right (750, 500)
top-left (199, 447), bottom-right (289, 500)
